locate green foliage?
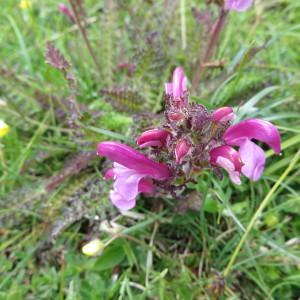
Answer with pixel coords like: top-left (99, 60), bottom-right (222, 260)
top-left (0, 0), bottom-right (300, 299)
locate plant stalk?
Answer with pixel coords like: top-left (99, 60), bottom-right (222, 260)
top-left (191, 8), bottom-right (228, 93)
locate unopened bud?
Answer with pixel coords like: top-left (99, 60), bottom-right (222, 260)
top-left (212, 107), bottom-right (235, 123)
top-left (58, 3), bottom-right (75, 23)
top-left (137, 129), bottom-right (170, 148)
top-left (175, 139), bottom-right (191, 164)
top-left (82, 239), bottom-right (105, 257)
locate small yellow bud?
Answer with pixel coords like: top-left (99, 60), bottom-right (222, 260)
top-left (0, 120), bottom-right (9, 138)
top-left (82, 239), bottom-right (105, 257)
top-left (19, 0), bottom-right (32, 9)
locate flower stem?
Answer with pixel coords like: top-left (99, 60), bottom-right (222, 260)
top-left (223, 149), bottom-right (300, 278)
top-left (191, 8), bottom-right (228, 93)
top-left (68, 0), bottom-right (100, 71)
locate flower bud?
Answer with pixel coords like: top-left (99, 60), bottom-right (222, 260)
top-left (137, 129), bottom-right (170, 148)
top-left (0, 120), bottom-right (10, 138)
top-left (175, 139), bottom-right (191, 164)
top-left (58, 3), bottom-right (75, 22)
top-left (82, 239), bottom-right (105, 257)
top-left (212, 107), bottom-right (235, 123)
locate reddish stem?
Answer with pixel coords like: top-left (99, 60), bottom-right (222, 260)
top-left (192, 8), bottom-right (228, 93)
top-left (68, 0), bottom-right (100, 71)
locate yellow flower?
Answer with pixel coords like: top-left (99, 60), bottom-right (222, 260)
top-left (82, 239), bottom-right (105, 257)
top-left (19, 0), bottom-right (32, 9)
top-left (0, 120), bottom-right (9, 138)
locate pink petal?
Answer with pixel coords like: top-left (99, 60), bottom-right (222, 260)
top-left (172, 67), bottom-right (186, 98)
top-left (97, 142), bottom-right (171, 180)
top-left (138, 178), bottom-right (155, 194)
top-left (216, 157), bottom-right (241, 185)
top-left (114, 172), bottom-right (144, 200)
top-left (212, 107), bottom-right (235, 123)
top-left (165, 83), bottom-right (173, 95)
top-left (239, 139), bottom-right (266, 181)
top-left (104, 168), bottom-right (114, 180)
top-left (110, 190), bottom-right (136, 211)
top-left (175, 139), bottom-right (191, 164)
top-left (224, 119), bottom-right (281, 154)
top-left (138, 141), bottom-right (162, 148)
top-left (137, 129), bottom-right (170, 148)
top-left (225, 0), bottom-right (253, 11)
top-left (210, 145), bottom-right (243, 172)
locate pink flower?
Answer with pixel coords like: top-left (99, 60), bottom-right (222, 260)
top-left (224, 0), bottom-right (253, 12)
top-left (223, 119), bottom-right (281, 181)
top-left (175, 139), bottom-right (191, 164)
top-left (97, 142), bottom-right (171, 210)
top-left (58, 3), bottom-right (75, 23)
top-left (137, 129), bottom-right (170, 148)
top-left (165, 67), bottom-right (188, 107)
top-left (212, 107), bottom-right (235, 123)
top-left (210, 145), bottom-right (243, 184)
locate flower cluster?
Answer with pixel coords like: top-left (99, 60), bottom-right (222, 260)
top-left (97, 67), bottom-right (281, 210)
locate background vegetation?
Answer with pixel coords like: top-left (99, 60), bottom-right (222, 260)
top-left (0, 0), bottom-right (300, 299)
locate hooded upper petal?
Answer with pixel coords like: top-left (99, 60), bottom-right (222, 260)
top-left (165, 67), bottom-right (187, 98)
top-left (223, 119), bottom-right (281, 154)
top-left (172, 67), bottom-right (187, 98)
top-left (225, 0), bottom-right (253, 11)
top-left (137, 129), bottom-right (170, 148)
top-left (239, 139), bottom-right (266, 181)
top-left (212, 107), bottom-right (235, 123)
top-left (97, 142), bottom-right (171, 180)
